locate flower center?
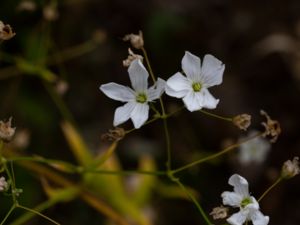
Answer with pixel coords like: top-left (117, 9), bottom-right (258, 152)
top-left (136, 93), bottom-right (147, 103)
top-left (241, 197), bottom-right (252, 208)
top-left (192, 82), bottom-right (202, 92)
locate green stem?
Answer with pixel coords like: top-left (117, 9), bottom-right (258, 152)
top-left (258, 177), bottom-right (283, 202)
top-left (10, 199), bottom-right (57, 225)
top-left (16, 205), bottom-right (60, 225)
top-left (141, 47), bottom-right (156, 84)
top-left (172, 132), bottom-right (262, 174)
top-left (0, 205), bottom-right (16, 225)
top-left (171, 176), bottom-right (212, 225)
top-left (81, 169), bottom-right (166, 176)
top-left (125, 116), bottom-right (160, 135)
top-left (200, 110), bottom-right (233, 122)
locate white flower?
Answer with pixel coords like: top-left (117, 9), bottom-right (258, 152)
top-left (100, 59), bottom-right (165, 129)
top-left (165, 51), bottom-right (225, 112)
top-left (0, 177), bottom-right (8, 191)
top-left (221, 174), bottom-right (269, 225)
top-left (238, 131), bottom-right (271, 165)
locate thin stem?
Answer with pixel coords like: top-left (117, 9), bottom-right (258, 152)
top-left (80, 169), bottom-right (166, 176)
top-left (172, 177), bottom-right (212, 225)
top-left (200, 110), bottom-right (233, 122)
top-left (0, 205), bottom-right (16, 225)
top-left (258, 177), bottom-right (283, 202)
top-left (163, 119), bottom-right (172, 171)
top-left (16, 205), bottom-right (60, 225)
top-left (125, 116), bottom-right (160, 134)
top-left (141, 47), bottom-right (156, 83)
top-left (172, 132), bottom-right (262, 174)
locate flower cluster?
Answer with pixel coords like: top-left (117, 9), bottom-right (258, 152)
top-left (100, 51), bottom-right (225, 129)
top-left (221, 174), bottom-right (269, 225)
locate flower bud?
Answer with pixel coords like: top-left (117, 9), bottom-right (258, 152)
top-left (0, 177), bottom-right (8, 192)
top-left (101, 127), bottom-right (125, 142)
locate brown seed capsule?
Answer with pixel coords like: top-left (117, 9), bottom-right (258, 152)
top-left (210, 205), bottom-right (229, 220)
top-left (233, 114), bottom-right (251, 131)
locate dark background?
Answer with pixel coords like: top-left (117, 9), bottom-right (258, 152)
top-left (0, 0), bottom-right (300, 224)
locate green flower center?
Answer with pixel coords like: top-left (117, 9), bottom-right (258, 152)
top-left (136, 93), bottom-right (147, 103)
top-left (241, 197), bottom-right (252, 208)
top-left (192, 82), bottom-right (202, 92)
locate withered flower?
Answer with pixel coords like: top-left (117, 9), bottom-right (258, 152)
top-left (260, 110), bottom-right (281, 143)
top-left (123, 31), bottom-right (144, 49)
top-left (281, 157), bottom-right (299, 179)
top-left (101, 127), bottom-right (125, 142)
top-left (0, 117), bottom-right (16, 142)
top-left (123, 48), bottom-right (143, 67)
top-left (0, 21), bottom-right (16, 41)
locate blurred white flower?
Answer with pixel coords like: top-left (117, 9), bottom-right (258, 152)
top-left (238, 131), bottom-right (271, 165)
top-left (221, 174), bottom-right (269, 225)
top-left (100, 59), bottom-right (165, 129)
top-left (165, 51), bottom-right (225, 111)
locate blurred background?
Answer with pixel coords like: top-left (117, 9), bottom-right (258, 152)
top-left (0, 0), bottom-right (300, 225)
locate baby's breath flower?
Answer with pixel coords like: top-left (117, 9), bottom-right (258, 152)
top-left (238, 130), bottom-right (271, 165)
top-left (210, 205), bottom-right (229, 220)
top-left (233, 114), bottom-right (251, 131)
top-left (0, 177), bottom-right (8, 192)
top-left (221, 174), bottom-right (269, 225)
top-left (100, 59), bottom-right (165, 129)
top-left (0, 21), bottom-right (16, 41)
top-left (281, 157), bottom-right (299, 179)
top-left (260, 110), bottom-right (281, 143)
top-left (123, 31), bottom-right (144, 49)
top-left (0, 117), bottom-right (16, 142)
top-left (123, 48), bottom-right (143, 67)
top-left (165, 51), bottom-right (225, 112)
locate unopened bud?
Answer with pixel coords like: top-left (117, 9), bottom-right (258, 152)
top-left (123, 31), bottom-right (144, 49)
top-left (210, 205), bottom-right (228, 220)
top-left (0, 21), bottom-right (16, 41)
top-left (0, 117), bottom-right (16, 142)
top-left (260, 110), bottom-right (281, 143)
top-left (43, 4), bottom-right (59, 21)
top-left (233, 114), bottom-right (251, 131)
top-left (281, 157), bottom-right (299, 179)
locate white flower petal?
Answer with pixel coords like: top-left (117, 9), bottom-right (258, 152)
top-left (250, 210), bottom-right (269, 225)
top-left (165, 85), bottom-right (188, 98)
top-left (113, 102), bottom-right (136, 127)
top-left (221, 191), bottom-right (243, 207)
top-left (182, 51), bottom-right (201, 81)
top-left (228, 174), bottom-right (249, 198)
top-left (147, 78), bottom-right (166, 101)
top-left (130, 103), bottom-right (149, 129)
top-left (183, 91), bottom-right (203, 112)
top-left (227, 211), bottom-right (248, 225)
top-left (166, 72), bottom-right (191, 91)
top-left (201, 88), bottom-right (219, 109)
top-left (100, 83), bottom-right (135, 102)
top-left (128, 59), bottom-right (149, 92)
top-left (200, 54), bottom-right (225, 87)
